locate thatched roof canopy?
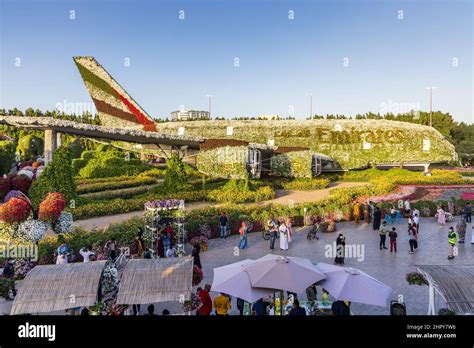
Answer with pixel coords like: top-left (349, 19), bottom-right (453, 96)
top-left (116, 258), bottom-right (193, 305)
top-left (416, 265), bottom-right (474, 314)
top-left (11, 261), bottom-right (107, 315)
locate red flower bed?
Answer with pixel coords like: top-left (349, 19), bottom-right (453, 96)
top-left (461, 192), bottom-right (474, 200)
top-left (11, 175), bottom-right (32, 194)
top-left (0, 197), bottom-right (31, 224)
top-left (0, 178), bottom-right (10, 200)
top-left (38, 192), bottom-right (66, 222)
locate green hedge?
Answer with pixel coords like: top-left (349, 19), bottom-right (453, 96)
top-left (207, 179), bottom-right (275, 203)
top-left (74, 145), bottom-right (150, 178)
top-left (69, 189), bottom-right (209, 220)
top-left (76, 176), bottom-right (156, 194)
top-left (272, 178), bottom-right (330, 191)
top-left (0, 140), bottom-right (15, 176)
top-left (79, 184), bottom-right (159, 201)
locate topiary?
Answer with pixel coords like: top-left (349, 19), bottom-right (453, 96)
top-left (29, 147), bottom-right (77, 207)
top-left (0, 140), bottom-right (15, 176)
top-left (16, 135), bottom-right (44, 161)
top-left (162, 154), bottom-right (190, 193)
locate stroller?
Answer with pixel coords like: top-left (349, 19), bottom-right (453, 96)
top-left (307, 220), bottom-right (321, 241)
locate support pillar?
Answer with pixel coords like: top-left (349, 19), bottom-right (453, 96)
top-left (424, 163), bottom-right (430, 174)
top-left (56, 132), bottom-right (63, 148)
top-left (44, 129), bottom-right (57, 166)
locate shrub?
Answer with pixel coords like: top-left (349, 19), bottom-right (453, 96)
top-left (0, 197), bottom-right (32, 224)
top-left (162, 154), bottom-right (190, 192)
top-left (137, 168), bottom-right (165, 179)
top-left (16, 135), bottom-right (43, 161)
top-left (38, 192), bottom-right (67, 222)
top-left (207, 179), bottom-right (275, 203)
top-left (29, 147), bottom-right (77, 206)
top-left (72, 158), bottom-right (88, 175)
top-left (79, 156), bottom-right (149, 178)
top-left (0, 140), bottom-right (15, 176)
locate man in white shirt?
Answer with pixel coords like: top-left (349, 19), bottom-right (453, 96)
top-left (413, 213), bottom-right (420, 225)
top-left (404, 199), bottom-right (411, 214)
top-left (79, 246), bottom-right (95, 262)
top-left (412, 208), bottom-right (420, 218)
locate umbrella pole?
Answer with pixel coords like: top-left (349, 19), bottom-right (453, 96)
top-left (273, 292), bottom-right (276, 316)
top-left (280, 291), bottom-right (284, 316)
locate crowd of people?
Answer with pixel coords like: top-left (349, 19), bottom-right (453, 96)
top-left (194, 283), bottom-right (348, 316)
top-left (354, 200), bottom-right (473, 260)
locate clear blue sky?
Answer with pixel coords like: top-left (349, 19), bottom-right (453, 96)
top-left (0, 0), bottom-right (472, 122)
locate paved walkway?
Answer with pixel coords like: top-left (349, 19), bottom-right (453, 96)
top-left (74, 182), bottom-right (367, 231)
top-left (194, 216), bottom-right (474, 315)
top-left (3, 217), bottom-right (472, 316)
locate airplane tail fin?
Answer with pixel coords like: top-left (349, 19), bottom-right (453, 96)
top-left (73, 56), bottom-right (156, 131)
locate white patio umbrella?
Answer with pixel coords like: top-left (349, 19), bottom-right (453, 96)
top-left (316, 262), bottom-right (392, 307)
top-left (243, 254), bottom-right (326, 294)
top-left (211, 259), bottom-right (274, 303)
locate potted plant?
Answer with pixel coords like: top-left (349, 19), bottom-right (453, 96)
top-left (406, 272), bottom-right (428, 286)
top-left (89, 302), bottom-right (105, 315)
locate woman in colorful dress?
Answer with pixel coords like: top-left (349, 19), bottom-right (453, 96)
top-left (238, 221), bottom-right (248, 249)
top-left (286, 217), bottom-right (293, 243)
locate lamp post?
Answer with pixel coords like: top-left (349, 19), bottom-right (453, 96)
top-left (425, 87), bottom-right (436, 127)
top-left (206, 94), bottom-right (212, 119)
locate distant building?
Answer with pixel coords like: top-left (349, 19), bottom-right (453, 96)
top-left (171, 109), bottom-right (210, 121)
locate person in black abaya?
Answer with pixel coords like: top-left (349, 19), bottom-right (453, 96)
top-left (334, 234), bottom-right (346, 265)
top-left (373, 206), bottom-right (382, 231)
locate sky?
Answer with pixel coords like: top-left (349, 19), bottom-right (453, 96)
top-left (0, 0), bottom-right (473, 123)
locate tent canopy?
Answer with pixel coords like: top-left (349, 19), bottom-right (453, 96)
top-left (416, 265), bottom-right (474, 314)
top-left (116, 258), bottom-right (193, 305)
top-left (11, 261), bottom-right (107, 315)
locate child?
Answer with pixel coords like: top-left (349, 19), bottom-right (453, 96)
top-left (388, 227), bottom-right (398, 253)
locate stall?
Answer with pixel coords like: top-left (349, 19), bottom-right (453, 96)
top-left (116, 258), bottom-right (194, 306)
top-left (10, 261), bottom-right (107, 315)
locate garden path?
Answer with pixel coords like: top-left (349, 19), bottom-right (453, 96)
top-left (73, 182), bottom-right (367, 231)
